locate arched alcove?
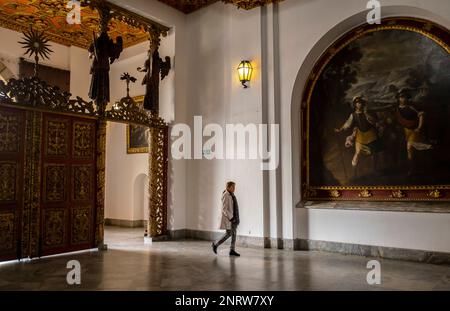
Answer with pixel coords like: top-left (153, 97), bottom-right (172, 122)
top-left (290, 6), bottom-right (450, 208)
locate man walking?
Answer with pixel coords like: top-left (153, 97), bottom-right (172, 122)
top-left (212, 181), bottom-right (240, 257)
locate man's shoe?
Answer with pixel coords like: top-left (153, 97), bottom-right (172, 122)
top-left (212, 243), bottom-right (217, 254)
top-left (229, 250), bottom-right (240, 257)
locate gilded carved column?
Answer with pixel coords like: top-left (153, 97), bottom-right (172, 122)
top-left (147, 127), bottom-right (155, 237)
top-left (95, 119), bottom-right (107, 249)
top-left (29, 111), bottom-right (43, 258)
top-left (147, 124), bottom-right (168, 237)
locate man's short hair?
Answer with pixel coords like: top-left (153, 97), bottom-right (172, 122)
top-left (226, 181), bottom-right (236, 189)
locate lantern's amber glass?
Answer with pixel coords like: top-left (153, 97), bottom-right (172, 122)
top-left (238, 61), bottom-right (253, 82)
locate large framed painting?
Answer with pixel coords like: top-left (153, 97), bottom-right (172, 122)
top-left (126, 95), bottom-right (149, 154)
top-left (302, 17), bottom-right (450, 201)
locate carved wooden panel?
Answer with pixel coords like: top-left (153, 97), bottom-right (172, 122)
top-left (0, 107), bottom-right (25, 261)
top-left (0, 109), bottom-right (98, 260)
top-left (72, 207), bottom-right (91, 245)
top-left (42, 208), bottom-right (67, 249)
top-left (0, 212), bottom-right (15, 252)
top-left (73, 122), bottom-right (95, 159)
top-left (40, 113), bottom-right (96, 256)
top-left (46, 119), bottom-right (69, 157)
top-left (0, 111), bottom-right (21, 153)
top-left (73, 165), bottom-right (93, 201)
top-left (0, 162), bottom-right (17, 201)
top-left (44, 165), bottom-right (66, 202)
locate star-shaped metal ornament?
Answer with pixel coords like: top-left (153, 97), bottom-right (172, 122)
top-left (19, 26), bottom-right (53, 76)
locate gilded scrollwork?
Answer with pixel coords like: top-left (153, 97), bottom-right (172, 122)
top-left (0, 77), bottom-right (97, 117)
top-left (105, 96), bottom-right (167, 128)
top-left (329, 190), bottom-right (341, 198)
top-left (46, 120), bottom-right (69, 156)
top-left (73, 166), bottom-right (92, 201)
top-left (72, 208), bottom-right (91, 244)
top-left (95, 120), bottom-right (107, 247)
top-left (43, 209), bottom-right (66, 248)
top-left (73, 122), bottom-right (94, 158)
top-left (358, 190), bottom-right (373, 198)
top-left (0, 112), bottom-right (21, 153)
top-left (428, 189), bottom-right (442, 199)
top-left (28, 112), bottom-right (42, 258)
top-left (45, 165), bottom-right (66, 202)
top-left (0, 212), bottom-right (15, 252)
top-left (391, 190), bottom-right (406, 199)
top-left (148, 126), bottom-right (168, 237)
top-left (0, 162), bottom-right (17, 201)
top-left (21, 111), bottom-right (34, 258)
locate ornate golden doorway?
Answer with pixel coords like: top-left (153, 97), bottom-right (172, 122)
top-left (0, 1), bottom-right (170, 262)
top-left (0, 76), bottom-right (169, 261)
top-left (105, 96), bottom-right (169, 238)
top-left (0, 77), bottom-right (101, 260)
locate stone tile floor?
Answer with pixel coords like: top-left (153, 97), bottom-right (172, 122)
top-left (0, 226), bottom-right (448, 291)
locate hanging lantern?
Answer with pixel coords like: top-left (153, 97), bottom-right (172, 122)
top-left (237, 60), bottom-right (253, 88)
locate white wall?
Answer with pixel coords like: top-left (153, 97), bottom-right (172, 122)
top-left (177, 0), bottom-right (450, 252)
top-left (297, 208), bottom-right (450, 252)
top-left (69, 46), bottom-right (90, 97)
top-left (184, 3), bottom-right (264, 237)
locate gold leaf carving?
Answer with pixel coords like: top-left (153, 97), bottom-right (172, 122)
top-left (73, 123), bottom-right (94, 158)
top-left (73, 166), bottom-right (92, 201)
top-left (0, 213), bottom-right (15, 251)
top-left (45, 165), bottom-right (66, 202)
top-left (329, 190), bottom-right (341, 198)
top-left (0, 162), bottom-right (16, 201)
top-left (391, 190), bottom-right (406, 199)
top-left (46, 121), bottom-right (68, 156)
top-left (44, 209), bottom-right (66, 247)
top-left (428, 189), bottom-right (442, 199)
top-left (358, 190), bottom-right (373, 198)
top-left (0, 112), bottom-right (20, 153)
top-left (72, 208), bottom-right (90, 244)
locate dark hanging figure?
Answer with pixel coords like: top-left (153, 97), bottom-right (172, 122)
top-left (88, 31), bottom-right (123, 106)
top-left (138, 45), bottom-right (171, 113)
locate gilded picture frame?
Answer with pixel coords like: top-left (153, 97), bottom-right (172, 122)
top-left (301, 17), bottom-right (450, 202)
top-left (126, 95), bottom-right (149, 154)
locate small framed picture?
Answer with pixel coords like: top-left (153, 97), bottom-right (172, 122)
top-left (126, 95), bottom-right (149, 154)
